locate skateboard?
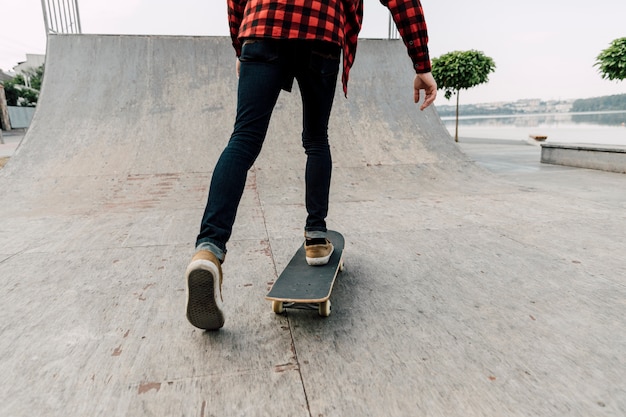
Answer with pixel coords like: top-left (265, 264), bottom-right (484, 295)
top-left (266, 230), bottom-right (345, 317)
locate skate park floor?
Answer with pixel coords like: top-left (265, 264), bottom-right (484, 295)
top-left (0, 36), bottom-right (624, 416)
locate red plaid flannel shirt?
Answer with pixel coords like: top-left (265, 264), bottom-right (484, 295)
top-left (228, 0), bottom-right (431, 96)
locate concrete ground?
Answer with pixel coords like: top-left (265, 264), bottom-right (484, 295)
top-left (458, 137), bottom-right (626, 207)
top-left (0, 129), bottom-right (24, 164)
top-left (0, 36), bottom-right (624, 417)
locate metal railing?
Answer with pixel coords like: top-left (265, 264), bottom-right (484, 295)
top-left (40, 0), bottom-right (82, 34)
top-left (388, 14), bottom-right (400, 40)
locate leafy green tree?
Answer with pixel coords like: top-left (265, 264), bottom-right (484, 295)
top-left (1, 75), bottom-right (25, 106)
top-left (595, 38), bottom-right (626, 81)
top-left (29, 65), bottom-right (45, 91)
top-left (431, 50), bottom-right (496, 141)
top-left (0, 64), bottom-right (44, 107)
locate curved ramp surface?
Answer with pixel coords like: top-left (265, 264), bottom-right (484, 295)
top-left (1, 35), bottom-right (624, 416)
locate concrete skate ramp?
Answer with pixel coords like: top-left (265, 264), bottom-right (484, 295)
top-left (1, 35), bottom-right (624, 416)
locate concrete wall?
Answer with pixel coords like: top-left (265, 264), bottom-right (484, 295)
top-left (7, 106), bottom-right (36, 129)
top-left (541, 143), bottom-right (626, 174)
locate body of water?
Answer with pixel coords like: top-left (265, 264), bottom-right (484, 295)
top-left (440, 111), bottom-right (626, 146)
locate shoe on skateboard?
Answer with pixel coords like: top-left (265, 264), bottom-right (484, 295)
top-left (266, 230), bottom-right (345, 317)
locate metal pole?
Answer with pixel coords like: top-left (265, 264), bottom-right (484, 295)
top-left (388, 13), bottom-right (400, 40)
top-left (67, 0), bottom-right (75, 33)
top-left (47, 0), bottom-right (54, 32)
top-left (73, 0), bottom-right (82, 33)
top-left (59, 0), bottom-right (66, 32)
top-left (54, 0), bottom-right (62, 32)
top-left (41, 0), bottom-right (82, 34)
top-left (49, 0), bottom-right (60, 33)
top-left (40, 0), bottom-right (50, 34)
top-left (66, 0), bottom-right (76, 33)
top-left (61, 0), bottom-right (70, 33)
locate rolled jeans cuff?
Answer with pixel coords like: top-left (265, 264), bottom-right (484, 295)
top-left (304, 229), bottom-right (327, 239)
top-left (196, 241), bottom-right (226, 263)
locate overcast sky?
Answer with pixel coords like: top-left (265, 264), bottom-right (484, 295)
top-left (1, 0), bottom-right (625, 105)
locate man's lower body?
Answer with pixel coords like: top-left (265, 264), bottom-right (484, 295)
top-left (186, 39), bottom-right (341, 330)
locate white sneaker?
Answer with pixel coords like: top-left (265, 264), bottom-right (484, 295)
top-left (185, 250), bottom-right (225, 330)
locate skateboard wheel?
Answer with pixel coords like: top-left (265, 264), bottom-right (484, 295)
top-left (339, 261), bottom-right (345, 272)
top-left (318, 300), bottom-right (331, 317)
top-left (272, 301), bottom-right (284, 314)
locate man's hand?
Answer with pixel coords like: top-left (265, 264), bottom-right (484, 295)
top-left (414, 72), bottom-right (437, 111)
top-left (236, 59), bottom-right (241, 78)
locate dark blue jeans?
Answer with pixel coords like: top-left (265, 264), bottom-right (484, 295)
top-left (196, 39), bottom-right (340, 260)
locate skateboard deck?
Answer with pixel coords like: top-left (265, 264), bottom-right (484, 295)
top-left (266, 230), bottom-right (345, 317)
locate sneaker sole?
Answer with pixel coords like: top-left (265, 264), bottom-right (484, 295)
top-left (185, 262), bottom-right (224, 330)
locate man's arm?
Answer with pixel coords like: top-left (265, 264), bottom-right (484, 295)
top-left (228, 0), bottom-right (247, 56)
top-left (380, 0), bottom-right (436, 109)
top-left (380, 0), bottom-right (431, 73)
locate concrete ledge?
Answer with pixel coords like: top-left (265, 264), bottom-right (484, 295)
top-left (541, 143), bottom-right (626, 173)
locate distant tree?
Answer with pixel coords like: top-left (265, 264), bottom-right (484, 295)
top-left (29, 65), bottom-right (45, 91)
top-left (2, 75), bottom-right (24, 106)
top-left (595, 38), bottom-right (626, 81)
top-left (572, 94), bottom-right (626, 112)
top-left (0, 64), bottom-right (44, 107)
top-left (431, 50), bottom-right (496, 141)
